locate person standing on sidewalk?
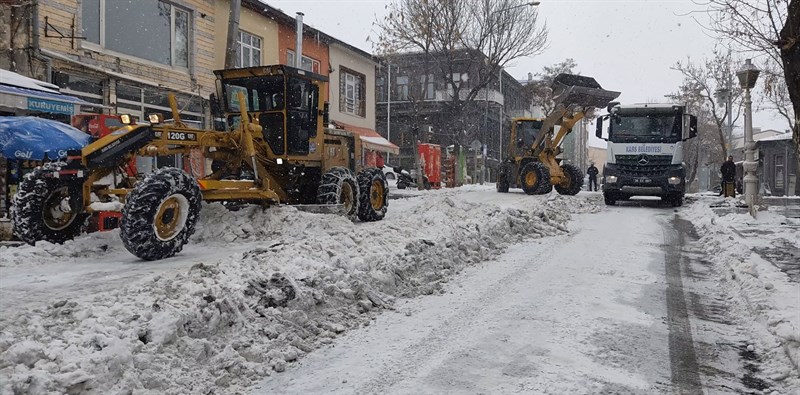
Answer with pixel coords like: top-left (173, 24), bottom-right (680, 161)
top-left (587, 162), bottom-right (599, 191)
top-left (720, 155), bottom-right (736, 197)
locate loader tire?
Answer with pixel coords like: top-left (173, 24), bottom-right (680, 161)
top-left (12, 162), bottom-right (88, 245)
top-left (519, 162), bottom-right (550, 195)
top-left (357, 167), bottom-right (388, 222)
top-left (604, 192), bottom-right (617, 206)
top-left (120, 167), bottom-right (202, 261)
top-left (555, 163), bottom-right (583, 196)
top-left (317, 167), bottom-right (359, 220)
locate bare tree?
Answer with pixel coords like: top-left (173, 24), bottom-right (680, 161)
top-left (374, 0), bottom-right (548, 146)
top-left (526, 58), bottom-right (577, 116)
top-left (759, 61), bottom-right (797, 132)
top-left (667, 81), bottom-right (725, 192)
top-left (701, 0), bottom-right (799, 165)
top-left (672, 47), bottom-right (742, 160)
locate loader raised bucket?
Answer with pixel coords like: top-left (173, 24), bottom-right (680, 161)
top-left (551, 73), bottom-right (620, 109)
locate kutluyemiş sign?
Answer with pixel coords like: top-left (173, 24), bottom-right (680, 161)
top-left (27, 97), bottom-right (75, 115)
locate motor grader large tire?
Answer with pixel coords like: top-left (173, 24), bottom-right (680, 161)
top-left (12, 162), bottom-right (88, 245)
top-left (519, 162), bottom-right (551, 195)
top-left (357, 167), bottom-right (388, 222)
top-left (555, 163), bottom-right (584, 196)
top-left (317, 167), bottom-right (359, 220)
top-left (120, 167), bottom-right (202, 261)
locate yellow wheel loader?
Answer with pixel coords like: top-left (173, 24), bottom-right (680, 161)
top-left (11, 65), bottom-right (388, 260)
top-left (497, 74), bottom-right (620, 195)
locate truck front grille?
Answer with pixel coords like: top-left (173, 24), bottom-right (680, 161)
top-left (614, 154), bottom-right (674, 176)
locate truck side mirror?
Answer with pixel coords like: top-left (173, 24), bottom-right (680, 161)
top-left (688, 115), bottom-right (697, 139)
top-left (595, 117), bottom-right (604, 139)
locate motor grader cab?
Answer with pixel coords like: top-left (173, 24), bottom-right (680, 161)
top-left (11, 65), bottom-right (388, 260)
top-left (497, 74), bottom-right (620, 195)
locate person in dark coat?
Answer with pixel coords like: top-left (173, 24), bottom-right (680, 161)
top-left (587, 162), bottom-right (599, 191)
top-left (720, 155), bottom-right (736, 196)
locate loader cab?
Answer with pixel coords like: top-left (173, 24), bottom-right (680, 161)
top-left (510, 118), bottom-right (544, 158)
top-left (214, 65), bottom-right (325, 158)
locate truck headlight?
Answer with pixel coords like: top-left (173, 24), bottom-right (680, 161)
top-left (668, 176), bottom-right (681, 185)
top-left (605, 175), bottom-right (618, 184)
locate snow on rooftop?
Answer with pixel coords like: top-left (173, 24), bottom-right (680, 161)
top-left (0, 68), bottom-right (60, 93)
top-left (757, 133), bottom-right (793, 142)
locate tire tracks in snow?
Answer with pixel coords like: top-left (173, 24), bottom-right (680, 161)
top-left (662, 217), bottom-right (703, 394)
top-left (353, 237), bottom-right (562, 394)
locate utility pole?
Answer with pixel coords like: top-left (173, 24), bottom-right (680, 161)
top-left (387, 63), bottom-right (392, 162)
top-left (224, 0), bottom-right (242, 69)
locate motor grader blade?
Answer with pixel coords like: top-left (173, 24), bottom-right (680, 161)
top-left (293, 204), bottom-right (347, 215)
top-left (551, 73), bottom-right (620, 109)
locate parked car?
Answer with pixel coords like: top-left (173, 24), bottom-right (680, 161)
top-left (382, 165), bottom-right (397, 182)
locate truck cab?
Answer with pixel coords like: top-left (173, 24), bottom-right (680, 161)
top-left (596, 103), bottom-right (697, 206)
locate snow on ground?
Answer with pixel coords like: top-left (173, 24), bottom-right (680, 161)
top-left (0, 186), bottom-right (601, 395)
top-left (683, 194), bottom-right (800, 380)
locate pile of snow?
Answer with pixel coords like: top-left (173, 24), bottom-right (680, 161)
top-left (683, 195), bottom-right (800, 380)
top-left (0, 188), bottom-right (602, 394)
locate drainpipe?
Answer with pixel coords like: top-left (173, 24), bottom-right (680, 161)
top-left (31, 1), bottom-right (53, 80)
top-left (295, 12), bottom-right (304, 68)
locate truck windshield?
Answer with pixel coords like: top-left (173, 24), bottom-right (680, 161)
top-left (609, 115), bottom-right (681, 143)
top-left (221, 76), bottom-right (284, 113)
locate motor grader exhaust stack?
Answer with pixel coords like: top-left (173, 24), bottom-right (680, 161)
top-left (11, 65), bottom-right (389, 260)
top-left (497, 73), bottom-right (619, 195)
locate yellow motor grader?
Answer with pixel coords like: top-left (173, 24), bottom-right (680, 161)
top-left (11, 65), bottom-right (388, 260)
top-left (497, 74), bottom-right (619, 195)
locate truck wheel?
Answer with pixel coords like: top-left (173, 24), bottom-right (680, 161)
top-left (120, 167), bottom-right (202, 261)
top-left (519, 162), bottom-right (550, 195)
top-left (11, 162), bottom-right (88, 245)
top-left (604, 192), bottom-right (616, 206)
top-left (554, 163), bottom-right (584, 196)
top-left (317, 167), bottom-right (359, 220)
top-left (357, 167), bottom-right (388, 222)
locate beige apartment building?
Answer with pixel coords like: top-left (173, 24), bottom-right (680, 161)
top-left (1, 0), bottom-right (215, 124)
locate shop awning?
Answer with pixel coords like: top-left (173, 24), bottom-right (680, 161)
top-left (0, 84), bottom-right (97, 115)
top-left (331, 120), bottom-right (399, 155)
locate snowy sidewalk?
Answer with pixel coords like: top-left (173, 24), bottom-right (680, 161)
top-left (684, 194), bottom-right (800, 381)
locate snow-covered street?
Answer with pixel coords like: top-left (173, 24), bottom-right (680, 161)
top-left (1, 186), bottom-right (798, 394)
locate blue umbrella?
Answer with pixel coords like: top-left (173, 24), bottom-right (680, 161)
top-left (0, 116), bottom-right (90, 161)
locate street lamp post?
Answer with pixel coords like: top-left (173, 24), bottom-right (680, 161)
top-left (736, 59), bottom-right (761, 216)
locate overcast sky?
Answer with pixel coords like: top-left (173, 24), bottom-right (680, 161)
top-left (267, 0), bottom-right (790, 136)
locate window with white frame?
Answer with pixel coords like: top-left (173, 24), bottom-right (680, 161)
top-left (376, 77), bottom-right (386, 102)
top-left (447, 73), bottom-right (465, 98)
top-left (340, 67), bottom-right (365, 117)
top-left (81, 0), bottom-right (190, 68)
top-left (420, 74), bottom-right (435, 100)
top-left (396, 76), bottom-right (409, 101)
top-left (236, 30), bottom-right (262, 68)
top-left (286, 50), bottom-right (321, 73)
